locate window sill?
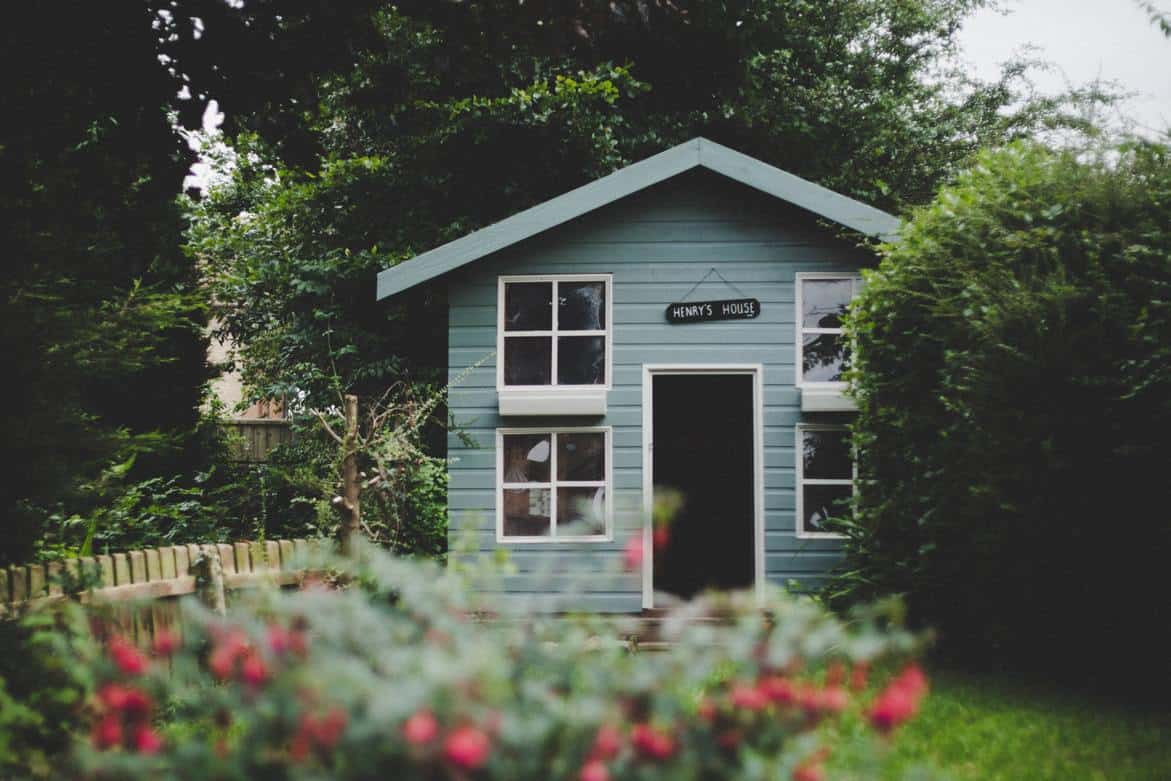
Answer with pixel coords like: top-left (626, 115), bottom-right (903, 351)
top-left (498, 387), bottom-right (607, 416)
top-left (799, 387), bottom-right (857, 412)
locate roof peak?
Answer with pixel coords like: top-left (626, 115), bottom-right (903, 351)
top-left (377, 137), bottom-right (899, 299)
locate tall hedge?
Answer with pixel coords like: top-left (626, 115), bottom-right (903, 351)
top-left (838, 141), bottom-right (1171, 684)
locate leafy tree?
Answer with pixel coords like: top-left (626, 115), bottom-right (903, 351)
top-left (193, 0), bottom-right (1110, 408)
top-left (0, 0), bottom-right (396, 563)
top-left (835, 140), bottom-right (1171, 687)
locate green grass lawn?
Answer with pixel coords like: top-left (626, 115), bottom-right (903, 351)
top-left (879, 667), bottom-right (1171, 780)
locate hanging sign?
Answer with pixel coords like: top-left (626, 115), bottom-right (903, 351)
top-left (665, 298), bottom-right (761, 324)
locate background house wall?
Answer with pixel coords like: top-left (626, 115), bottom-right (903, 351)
top-left (445, 169), bottom-right (875, 611)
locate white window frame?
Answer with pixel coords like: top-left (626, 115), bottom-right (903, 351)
top-left (795, 422), bottom-right (856, 539)
top-left (794, 272), bottom-right (864, 390)
top-left (496, 274), bottom-right (613, 392)
top-left (496, 426), bottom-right (613, 543)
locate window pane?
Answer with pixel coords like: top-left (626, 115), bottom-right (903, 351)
top-left (801, 279), bottom-right (853, 328)
top-left (503, 488), bottom-right (552, 537)
top-left (557, 486), bottom-right (606, 536)
top-left (803, 484), bottom-right (852, 534)
top-left (558, 432), bottom-right (604, 481)
top-left (801, 333), bottom-right (849, 383)
top-left (559, 282), bottom-right (606, 331)
top-left (505, 282), bottom-right (552, 331)
top-left (557, 336), bottom-right (605, 385)
top-left (502, 434), bottom-right (551, 483)
top-left (802, 429), bottom-right (852, 479)
top-left (504, 337), bottom-right (552, 385)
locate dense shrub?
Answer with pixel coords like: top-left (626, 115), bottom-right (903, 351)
top-left (51, 543), bottom-right (928, 779)
top-left (835, 141), bottom-right (1171, 684)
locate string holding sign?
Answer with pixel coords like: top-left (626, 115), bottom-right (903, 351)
top-left (665, 267), bottom-right (761, 324)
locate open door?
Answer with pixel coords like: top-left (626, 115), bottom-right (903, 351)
top-left (650, 372), bottom-right (756, 602)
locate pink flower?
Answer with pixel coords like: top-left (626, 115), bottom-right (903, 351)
top-left (868, 662), bottom-right (929, 733)
top-left (816, 686), bottom-right (849, 715)
top-left (315, 708), bottom-right (348, 749)
top-left (622, 535), bottom-right (644, 571)
top-left (793, 762), bottom-right (826, 781)
top-left (730, 682), bottom-right (768, 712)
top-left (109, 637), bottom-right (148, 676)
top-left (98, 683), bottom-right (129, 711)
top-left (850, 662), bottom-right (870, 693)
top-left (631, 723), bottom-right (675, 761)
top-left (403, 710), bottom-right (439, 746)
top-left (120, 687), bottom-right (152, 722)
top-left (134, 726), bottom-right (163, 755)
top-left (653, 526), bottom-right (670, 551)
top-left (579, 758), bottom-right (611, 781)
top-left (591, 724), bottom-right (622, 760)
top-left (267, 624), bottom-right (291, 655)
top-left (92, 713), bottom-right (122, 749)
top-left (152, 628), bottom-right (179, 657)
top-left (208, 644), bottom-right (237, 681)
top-left (241, 652), bottom-right (269, 688)
top-left (758, 676), bottom-right (795, 705)
top-left (444, 725), bottom-right (491, 770)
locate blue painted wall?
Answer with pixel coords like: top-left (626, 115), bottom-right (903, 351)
top-left (445, 170), bottom-right (875, 611)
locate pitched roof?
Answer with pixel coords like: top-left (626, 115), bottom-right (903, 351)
top-left (376, 137), bottom-right (900, 299)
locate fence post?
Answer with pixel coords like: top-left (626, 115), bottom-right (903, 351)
top-left (193, 546), bottom-right (227, 616)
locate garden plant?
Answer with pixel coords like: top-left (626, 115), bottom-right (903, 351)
top-left (47, 541), bottom-right (930, 780)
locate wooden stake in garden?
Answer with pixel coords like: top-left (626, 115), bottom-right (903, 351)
top-left (315, 393), bottom-right (362, 555)
top-left (337, 394), bottom-right (361, 553)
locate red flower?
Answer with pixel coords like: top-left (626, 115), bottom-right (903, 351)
top-left (652, 526), bottom-right (670, 551)
top-left (134, 726), bottom-right (163, 755)
top-left (152, 628), bottom-right (179, 657)
top-left (730, 682), bottom-right (768, 712)
top-left (697, 698), bottom-right (718, 722)
top-left (631, 723), bottom-right (675, 761)
top-left (816, 686), bottom-right (849, 715)
top-left (622, 535), bottom-right (644, 571)
top-left (591, 724), bottom-right (622, 760)
top-left (579, 759), bottom-right (611, 781)
top-left (758, 675), bottom-right (795, 705)
top-left (241, 652), bottom-right (269, 688)
top-left (315, 708), bottom-right (348, 749)
top-left (793, 762), bottom-right (826, 781)
top-left (444, 725), bottom-right (491, 770)
top-left (208, 644), bottom-right (237, 681)
top-left (92, 713), bottom-right (122, 750)
top-left (98, 683), bottom-right (129, 711)
top-left (267, 624), bottom-right (291, 655)
top-left (825, 661), bottom-right (846, 687)
top-left (849, 662), bottom-right (870, 693)
top-left (403, 710), bottom-right (439, 746)
top-left (109, 637), bottom-right (148, 677)
top-left (868, 664), bottom-right (929, 734)
top-left (120, 687), bottom-right (152, 722)
top-left (716, 729), bottom-right (742, 750)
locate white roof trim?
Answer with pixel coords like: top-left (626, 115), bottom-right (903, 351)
top-left (377, 137), bottom-right (900, 299)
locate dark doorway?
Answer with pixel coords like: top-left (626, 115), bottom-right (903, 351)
top-left (651, 373), bottom-right (755, 601)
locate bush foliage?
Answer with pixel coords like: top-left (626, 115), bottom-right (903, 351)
top-left (38, 542), bottom-right (931, 780)
top-left (836, 141), bottom-right (1171, 682)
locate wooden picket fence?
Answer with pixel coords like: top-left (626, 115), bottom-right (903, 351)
top-left (0, 540), bottom-right (320, 644)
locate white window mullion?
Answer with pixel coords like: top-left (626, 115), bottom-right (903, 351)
top-left (550, 280), bottom-right (560, 388)
top-left (549, 432), bottom-right (559, 536)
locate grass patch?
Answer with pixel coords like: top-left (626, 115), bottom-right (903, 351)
top-left (881, 667), bottom-right (1171, 780)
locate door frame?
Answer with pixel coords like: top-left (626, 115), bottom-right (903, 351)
top-left (641, 364), bottom-right (765, 609)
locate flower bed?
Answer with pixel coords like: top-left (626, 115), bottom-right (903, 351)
top-left (68, 543), bottom-right (929, 779)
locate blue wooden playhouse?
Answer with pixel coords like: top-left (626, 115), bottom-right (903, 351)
top-left (377, 138), bottom-right (899, 612)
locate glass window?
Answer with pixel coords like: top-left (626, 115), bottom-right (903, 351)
top-left (797, 425), bottom-right (854, 537)
top-left (500, 430), bottom-right (609, 540)
top-left (798, 275), bottom-right (861, 385)
top-left (500, 277), bottom-right (609, 388)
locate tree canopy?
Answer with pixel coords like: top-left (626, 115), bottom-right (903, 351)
top-left (191, 0), bottom-right (1107, 407)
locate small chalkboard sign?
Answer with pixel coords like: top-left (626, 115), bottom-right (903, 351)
top-left (666, 298), bottom-right (761, 324)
